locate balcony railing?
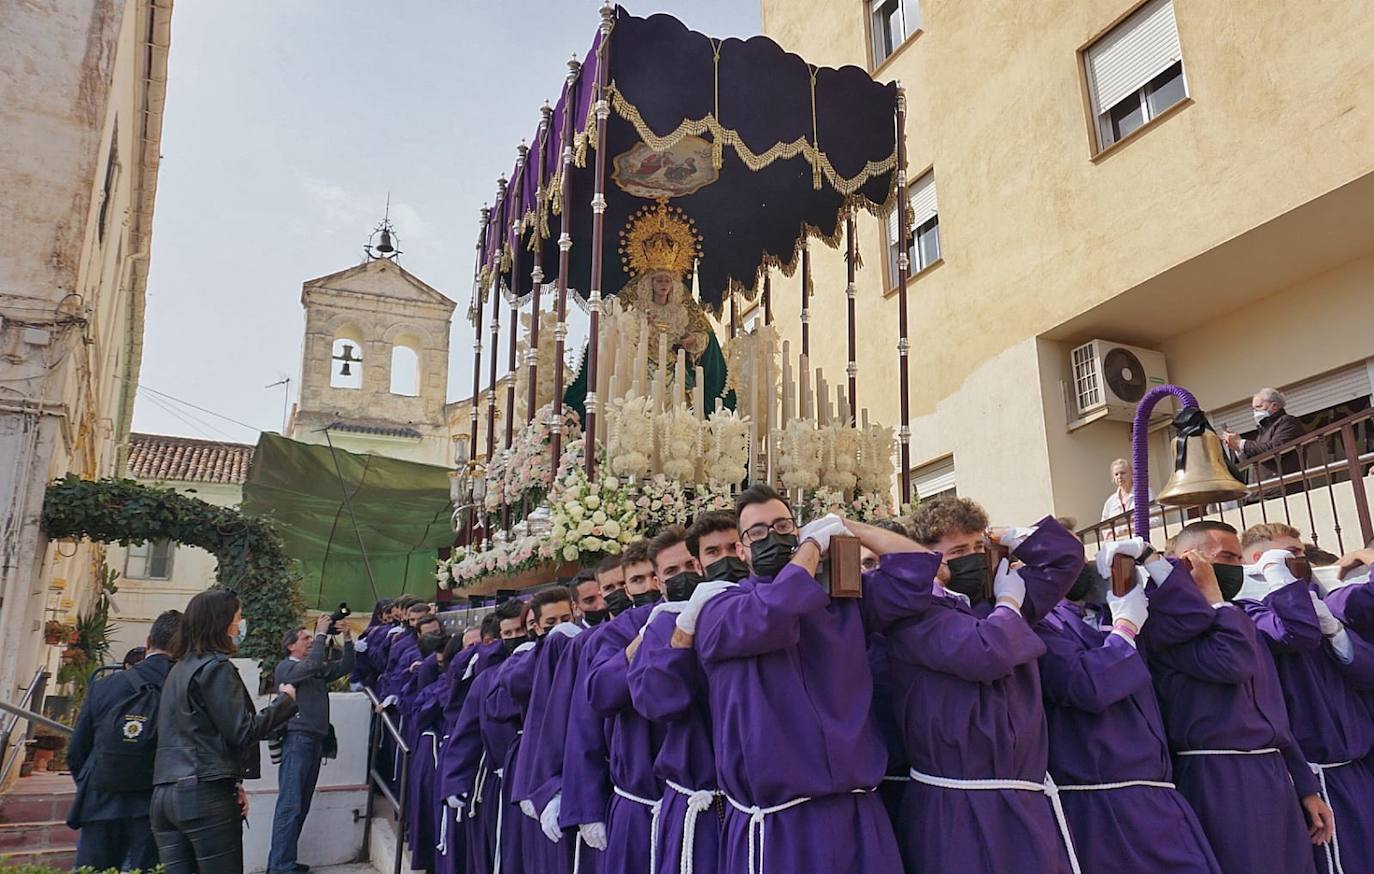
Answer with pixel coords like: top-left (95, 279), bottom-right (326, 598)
top-left (1080, 406), bottom-right (1374, 554)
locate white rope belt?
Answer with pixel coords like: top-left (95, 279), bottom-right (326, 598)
top-left (881, 775), bottom-right (910, 783)
top-left (470, 749), bottom-right (489, 815)
top-left (1055, 778), bottom-right (1176, 792)
top-left (1175, 747), bottom-right (1280, 757)
top-left (492, 767), bottom-right (505, 874)
top-left (1311, 760), bottom-right (1351, 874)
top-left (614, 785), bottom-right (663, 874)
top-left (909, 769), bottom-right (1082, 874)
top-left (725, 787), bottom-right (871, 874)
top-left (422, 731), bottom-right (439, 768)
top-left (666, 780), bottom-right (723, 874)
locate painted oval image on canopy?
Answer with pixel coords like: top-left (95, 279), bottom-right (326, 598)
top-left (612, 135), bottom-right (718, 200)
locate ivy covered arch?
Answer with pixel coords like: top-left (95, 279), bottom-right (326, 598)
top-left (42, 475), bottom-right (305, 673)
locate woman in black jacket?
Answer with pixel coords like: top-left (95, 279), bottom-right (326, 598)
top-left (151, 589), bottom-right (298, 873)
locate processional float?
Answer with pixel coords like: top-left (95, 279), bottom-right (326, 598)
top-left (443, 4), bottom-right (918, 591)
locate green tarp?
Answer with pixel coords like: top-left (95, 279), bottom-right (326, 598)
top-left (241, 432), bottom-right (454, 611)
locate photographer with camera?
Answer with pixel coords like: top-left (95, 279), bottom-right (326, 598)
top-left (267, 612), bottom-right (354, 874)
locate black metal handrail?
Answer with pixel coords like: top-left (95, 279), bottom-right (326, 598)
top-left (361, 687), bottom-right (410, 874)
top-left (0, 668), bottom-right (51, 785)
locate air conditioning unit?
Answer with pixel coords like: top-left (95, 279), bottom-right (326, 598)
top-left (1070, 340), bottom-right (1168, 422)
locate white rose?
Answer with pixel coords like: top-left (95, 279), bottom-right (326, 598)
top-left (603, 519), bottom-right (621, 538)
top-left (591, 510), bottom-right (608, 525)
top-left (604, 477), bottom-right (619, 490)
top-left (583, 537), bottom-right (603, 551)
top-left (606, 541), bottom-right (622, 555)
top-left (578, 520), bottom-right (594, 535)
top-left (562, 545), bottom-right (580, 562)
top-left (569, 504), bottom-right (585, 520)
top-left (585, 496), bottom-right (601, 510)
top-left (563, 500), bottom-right (581, 516)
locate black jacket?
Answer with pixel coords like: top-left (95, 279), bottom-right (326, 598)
top-left (66, 654), bottom-right (173, 826)
top-left (153, 652), bottom-right (296, 786)
top-left (1241, 410), bottom-right (1306, 476)
top-left (274, 635), bottom-right (354, 738)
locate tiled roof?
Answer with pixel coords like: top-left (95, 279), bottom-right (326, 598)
top-left (326, 421), bottom-right (423, 439)
top-left (127, 433), bottom-right (255, 484)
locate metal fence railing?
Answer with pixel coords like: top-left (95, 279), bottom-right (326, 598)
top-left (361, 687), bottom-right (411, 874)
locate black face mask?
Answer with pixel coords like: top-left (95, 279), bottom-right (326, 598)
top-left (945, 553), bottom-right (990, 602)
top-left (501, 635), bottom-right (529, 655)
top-left (582, 608), bottom-right (610, 626)
top-left (665, 571), bottom-right (704, 602)
top-left (631, 589), bottom-right (663, 608)
top-left (1067, 564), bottom-right (1100, 603)
top-left (1215, 563), bottom-right (1244, 602)
top-left (419, 632), bottom-right (446, 656)
top-left (704, 555), bottom-right (750, 583)
top-left (750, 532), bottom-right (799, 579)
top-left (604, 588), bottom-right (632, 616)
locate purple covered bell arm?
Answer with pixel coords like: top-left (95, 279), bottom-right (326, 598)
top-left (1132, 385), bottom-right (1198, 535)
top-left (696, 563), bottom-right (830, 663)
top-left (1237, 585), bottom-right (1323, 654)
top-left (1008, 515), bottom-right (1087, 625)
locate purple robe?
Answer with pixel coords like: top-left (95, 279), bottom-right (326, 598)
top-left (1239, 582), bottom-right (1374, 874)
top-left (508, 632), bottom-right (578, 874)
top-left (404, 653), bottom-right (447, 872)
top-left (1326, 577), bottom-right (1374, 634)
top-left (884, 520), bottom-right (1081, 874)
top-left (439, 646), bottom-right (510, 874)
top-left (1035, 601), bottom-right (1221, 873)
top-left (586, 604), bottom-right (668, 874)
top-left (866, 632), bottom-right (909, 826)
top-left (487, 648), bottom-right (540, 874)
top-left (557, 627), bottom-right (615, 874)
top-left (693, 550), bottom-right (934, 874)
top-left (1141, 560), bottom-right (1319, 874)
top-left (628, 609), bottom-right (720, 874)
top-left (350, 621), bottom-right (393, 690)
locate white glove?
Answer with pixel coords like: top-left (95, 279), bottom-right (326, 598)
top-left (674, 580), bottom-right (738, 635)
top-left (1255, 548), bottom-right (1299, 592)
top-left (353, 638), bottom-right (368, 653)
top-left (540, 794), bottom-right (563, 843)
top-left (1094, 538), bottom-right (1148, 581)
top-left (579, 821), bottom-right (608, 851)
top-left (1108, 583), bottom-right (1149, 637)
top-left (797, 513), bottom-right (853, 555)
top-left (1310, 591), bottom-right (1343, 637)
top-left (551, 622), bottom-right (582, 640)
top-left (520, 799), bottom-right (538, 820)
top-left (993, 559), bottom-right (1025, 612)
top-left (996, 527), bottom-right (1037, 552)
top-left (349, 681), bottom-right (365, 692)
top-left (446, 794), bottom-right (465, 809)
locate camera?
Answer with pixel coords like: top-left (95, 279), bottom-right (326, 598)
top-left (328, 602), bottom-right (351, 631)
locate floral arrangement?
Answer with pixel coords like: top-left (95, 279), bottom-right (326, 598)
top-left (776, 420), bottom-right (824, 492)
top-left (659, 405), bottom-right (702, 483)
top-left (690, 481), bottom-right (735, 513)
top-left (724, 323), bottom-right (780, 398)
top-left (821, 423), bottom-right (864, 491)
top-left (608, 395), bottom-right (656, 479)
top-left (549, 467), bottom-right (640, 562)
top-left (858, 423), bottom-right (897, 494)
top-left (800, 487), bottom-right (895, 525)
top-left (483, 403), bottom-right (583, 513)
top-left (631, 473), bottom-right (690, 531)
top-left (703, 410), bottom-right (750, 487)
top-left (438, 532), bottom-right (560, 590)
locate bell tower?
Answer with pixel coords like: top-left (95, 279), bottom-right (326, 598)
top-left (289, 216), bottom-right (457, 467)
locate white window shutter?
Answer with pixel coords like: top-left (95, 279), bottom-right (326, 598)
top-left (912, 455), bottom-right (956, 499)
top-left (1086, 0), bottom-right (1182, 115)
top-left (909, 170), bottom-right (938, 227)
top-left (887, 201), bottom-right (900, 245)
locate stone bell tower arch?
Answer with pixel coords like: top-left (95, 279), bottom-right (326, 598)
top-left (289, 249), bottom-right (456, 467)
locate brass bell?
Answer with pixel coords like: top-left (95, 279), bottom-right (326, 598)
top-left (1157, 430), bottom-right (1248, 507)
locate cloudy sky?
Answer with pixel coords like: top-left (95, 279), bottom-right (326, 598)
top-left (133, 1), bottom-right (761, 443)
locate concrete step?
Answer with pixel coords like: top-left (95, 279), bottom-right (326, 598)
top-left (0, 789), bottom-right (75, 825)
top-left (0, 819), bottom-right (78, 853)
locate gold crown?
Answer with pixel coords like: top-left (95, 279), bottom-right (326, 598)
top-left (618, 200), bottom-right (702, 279)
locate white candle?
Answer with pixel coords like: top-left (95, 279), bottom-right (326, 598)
top-left (816, 369), bottom-right (828, 427)
top-left (862, 407), bottom-right (869, 429)
top-left (837, 386), bottom-right (849, 428)
top-left (654, 329), bottom-right (669, 412)
top-left (781, 341), bottom-right (793, 424)
top-left (799, 353), bottom-right (811, 422)
top-left (633, 315), bottom-right (648, 398)
top-left (695, 364), bottom-right (706, 419)
top-left (674, 348), bottom-right (686, 409)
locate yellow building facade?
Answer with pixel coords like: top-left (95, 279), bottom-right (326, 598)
top-left (758, 0), bottom-right (1374, 527)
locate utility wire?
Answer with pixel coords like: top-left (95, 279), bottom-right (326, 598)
top-left (137, 391), bottom-right (229, 441)
top-left (138, 384), bottom-right (262, 435)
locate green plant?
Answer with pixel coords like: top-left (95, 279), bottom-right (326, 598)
top-left (42, 475), bottom-right (305, 676)
top-left (0, 866), bottom-right (164, 874)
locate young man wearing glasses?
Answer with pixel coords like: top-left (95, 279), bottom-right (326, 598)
top-left (670, 484), bottom-right (938, 874)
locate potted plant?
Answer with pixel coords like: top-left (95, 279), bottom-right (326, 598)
top-left (43, 619), bottom-right (75, 645)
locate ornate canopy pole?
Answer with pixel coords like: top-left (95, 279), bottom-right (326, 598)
top-left (894, 87), bottom-right (913, 502)
top-left (469, 205), bottom-right (489, 469)
top-left (506, 142), bottom-right (527, 451)
top-left (549, 55), bottom-right (583, 472)
top-left (763, 273), bottom-right (772, 325)
top-left (527, 101), bottom-right (554, 424)
top-left (486, 176), bottom-right (508, 462)
top-left (584, 4), bottom-right (614, 476)
top-left (729, 291), bottom-right (738, 339)
top-left (845, 213), bottom-right (857, 423)
top-left (801, 242), bottom-right (811, 357)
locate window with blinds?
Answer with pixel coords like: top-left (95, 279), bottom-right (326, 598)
top-left (1084, 0), bottom-right (1187, 150)
top-left (910, 455), bottom-right (957, 500)
top-left (870, 0), bottom-right (920, 67)
top-left (885, 169), bottom-right (940, 288)
top-left (1208, 361), bottom-right (1374, 436)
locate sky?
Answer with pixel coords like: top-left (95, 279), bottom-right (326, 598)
top-left (133, 0), bottom-right (762, 444)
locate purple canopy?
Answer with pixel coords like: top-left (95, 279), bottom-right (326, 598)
top-left (478, 6), bottom-right (898, 314)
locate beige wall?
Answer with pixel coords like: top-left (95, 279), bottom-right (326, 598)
top-left (759, 0), bottom-right (1374, 522)
top-left (0, 0), bottom-right (171, 768)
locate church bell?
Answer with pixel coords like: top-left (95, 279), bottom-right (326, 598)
top-left (375, 229), bottom-right (395, 255)
top-left (1157, 430), bottom-right (1248, 507)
